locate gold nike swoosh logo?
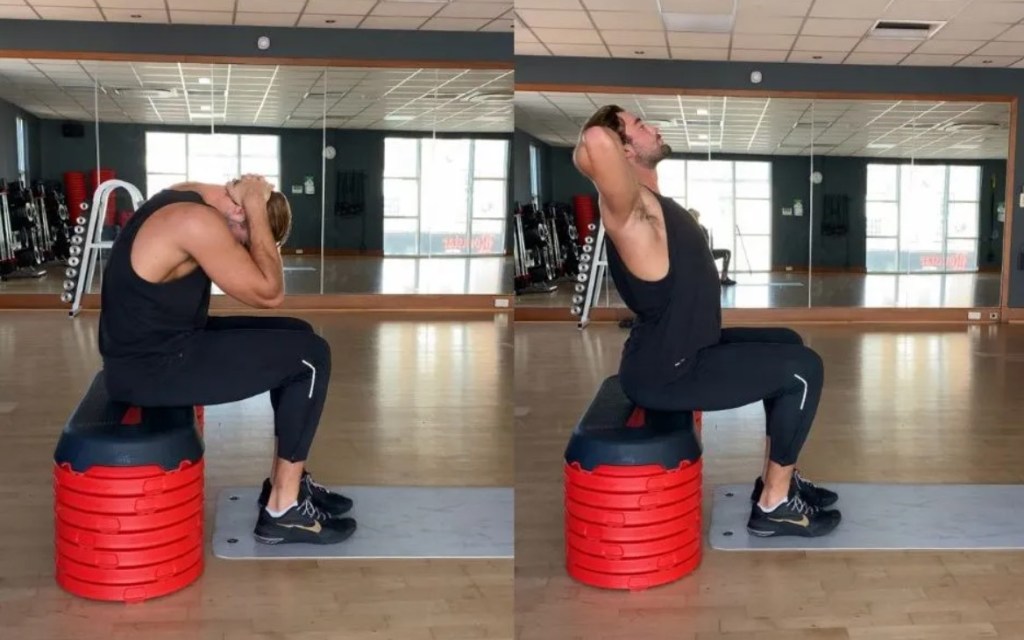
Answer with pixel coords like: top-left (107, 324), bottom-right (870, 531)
top-left (768, 515), bottom-right (809, 527)
top-left (281, 521), bottom-right (322, 533)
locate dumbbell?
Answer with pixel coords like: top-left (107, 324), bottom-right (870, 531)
top-left (73, 225), bottom-right (85, 235)
top-left (69, 245), bottom-right (81, 257)
top-left (76, 216), bottom-right (86, 226)
top-left (60, 291), bottom-right (73, 303)
top-left (63, 280), bottom-right (76, 291)
top-left (571, 305), bottom-right (582, 316)
top-left (580, 253), bottom-right (591, 263)
top-left (68, 256), bottom-right (80, 268)
top-left (575, 283), bottom-right (586, 293)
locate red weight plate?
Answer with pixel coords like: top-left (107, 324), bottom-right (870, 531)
top-left (54, 460), bottom-right (203, 496)
top-left (57, 515), bottom-right (201, 550)
top-left (565, 480), bottom-right (700, 510)
top-left (567, 509), bottom-right (701, 543)
top-left (57, 530), bottom-right (202, 568)
top-left (565, 491), bottom-right (699, 527)
top-left (566, 458), bottom-right (701, 480)
top-left (565, 526), bottom-right (700, 560)
top-left (568, 539), bottom-right (700, 574)
top-left (56, 479), bottom-right (202, 515)
top-left (56, 558), bottom-right (203, 603)
top-left (57, 545), bottom-right (203, 585)
top-left (563, 465), bottom-right (701, 494)
top-left (567, 550), bottom-right (702, 591)
top-left (55, 494), bottom-right (202, 534)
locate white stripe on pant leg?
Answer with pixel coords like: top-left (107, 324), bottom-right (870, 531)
top-left (793, 374), bottom-right (808, 410)
top-left (302, 360), bottom-right (316, 399)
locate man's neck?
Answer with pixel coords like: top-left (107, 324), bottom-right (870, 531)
top-left (636, 167), bottom-right (659, 194)
top-left (173, 182), bottom-right (217, 205)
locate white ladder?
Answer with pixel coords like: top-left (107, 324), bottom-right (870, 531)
top-left (67, 179), bottom-right (146, 317)
top-left (576, 219), bottom-right (608, 330)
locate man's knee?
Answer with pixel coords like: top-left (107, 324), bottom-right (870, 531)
top-left (306, 333), bottom-right (332, 379)
top-left (796, 346), bottom-right (823, 383)
top-left (287, 317), bottom-right (315, 333)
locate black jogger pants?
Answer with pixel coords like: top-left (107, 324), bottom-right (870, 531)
top-left (105, 315), bottom-right (331, 462)
top-left (626, 327), bottom-right (824, 466)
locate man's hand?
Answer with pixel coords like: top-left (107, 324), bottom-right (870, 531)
top-left (228, 175), bottom-right (272, 211)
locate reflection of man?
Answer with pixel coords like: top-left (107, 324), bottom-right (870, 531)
top-left (690, 209), bottom-right (735, 286)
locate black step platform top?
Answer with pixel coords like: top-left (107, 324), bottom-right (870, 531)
top-left (53, 371), bottom-right (204, 472)
top-left (564, 375), bottom-right (701, 471)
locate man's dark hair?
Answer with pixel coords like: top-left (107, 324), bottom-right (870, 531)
top-left (583, 104), bottom-right (628, 145)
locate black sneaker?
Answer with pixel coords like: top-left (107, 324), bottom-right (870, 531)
top-left (750, 470), bottom-right (838, 508)
top-left (747, 492), bottom-right (841, 538)
top-left (253, 491), bottom-right (356, 545)
top-left (257, 470), bottom-right (353, 518)
top-left (720, 277), bottom-right (736, 285)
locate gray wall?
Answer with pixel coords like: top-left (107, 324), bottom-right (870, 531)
top-left (34, 119), bottom-right (512, 252)
top-left (522, 135), bottom-right (1007, 272)
top-left (0, 96), bottom-right (41, 185)
top-left (516, 54), bottom-right (1024, 305)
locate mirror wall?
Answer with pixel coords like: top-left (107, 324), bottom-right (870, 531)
top-left (0, 57), bottom-right (513, 298)
top-left (512, 90), bottom-right (1010, 312)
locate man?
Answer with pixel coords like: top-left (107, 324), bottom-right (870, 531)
top-left (574, 106), bottom-right (841, 538)
top-left (98, 175), bottom-right (355, 545)
top-left (689, 209), bottom-right (735, 286)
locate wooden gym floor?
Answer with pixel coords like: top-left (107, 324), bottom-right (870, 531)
top-left (515, 321), bottom-right (1024, 640)
top-left (0, 310), bottom-right (513, 640)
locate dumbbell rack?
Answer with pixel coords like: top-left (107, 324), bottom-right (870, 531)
top-left (66, 179), bottom-right (145, 318)
top-left (575, 219), bottom-right (608, 330)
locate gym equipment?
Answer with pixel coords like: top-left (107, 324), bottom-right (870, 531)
top-left (66, 179), bottom-right (145, 317)
top-left (212, 486), bottom-right (513, 559)
top-left (575, 219), bottom-right (608, 328)
top-left (564, 375), bottom-right (703, 590)
top-left (0, 180), bottom-right (47, 280)
top-left (711, 482), bottom-right (1024, 551)
top-left (53, 371), bottom-right (205, 602)
top-left (513, 202), bottom-right (583, 295)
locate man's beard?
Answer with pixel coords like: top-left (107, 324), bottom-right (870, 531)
top-left (638, 143), bottom-right (672, 169)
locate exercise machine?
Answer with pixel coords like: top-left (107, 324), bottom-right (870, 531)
top-left (64, 179), bottom-right (145, 317)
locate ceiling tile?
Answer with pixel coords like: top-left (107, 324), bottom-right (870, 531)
top-left (730, 48), bottom-right (789, 61)
top-left (733, 16), bottom-right (803, 34)
top-left (608, 45), bottom-right (671, 58)
top-left (660, 0), bottom-right (734, 13)
top-left (546, 43), bottom-right (609, 56)
top-left (666, 31), bottom-right (730, 46)
top-left (103, 9), bottom-right (168, 22)
top-left (32, 6), bottom-right (104, 20)
top-left (794, 36), bottom-right (860, 52)
top-left (97, 0), bottom-right (165, 7)
top-left (845, 52), bottom-right (908, 64)
top-left (996, 24), bottom-right (1024, 41)
top-left (372, 2), bottom-right (447, 17)
top-left (360, 16), bottom-right (428, 28)
top-left (856, 38), bottom-right (921, 53)
top-left (957, 54), bottom-right (1021, 65)
top-left (731, 33), bottom-right (795, 50)
top-left (670, 47), bottom-right (729, 60)
top-left (531, 28), bottom-right (602, 44)
top-left (914, 39), bottom-right (985, 54)
top-left (810, 0), bottom-right (891, 18)
top-left (481, 16), bottom-right (512, 31)
top-left (589, 10), bottom-right (664, 30)
top-left (736, 0), bottom-right (812, 17)
top-left (788, 50), bottom-right (848, 62)
top-left (581, 0), bottom-right (658, 9)
top-left (517, 0), bottom-right (581, 8)
top-left (234, 0), bottom-right (287, 11)
top-left (932, 22), bottom-right (1009, 39)
top-left (515, 9), bottom-right (592, 29)
top-left (304, 0), bottom-right (376, 12)
top-left (420, 17), bottom-right (489, 29)
top-left (801, 18), bottom-right (873, 37)
top-left (233, 12), bottom-right (299, 26)
top-left (600, 29), bottom-right (669, 46)
top-left (298, 14), bottom-right (365, 28)
top-left (974, 40), bottom-right (1024, 55)
top-left (437, 2), bottom-right (508, 19)
top-left (0, 5), bottom-right (36, 17)
top-left (171, 10), bottom-right (233, 24)
top-left (958, 1), bottom-right (1024, 22)
top-left (884, 0), bottom-right (971, 20)
top-left (28, 0), bottom-right (94, 6)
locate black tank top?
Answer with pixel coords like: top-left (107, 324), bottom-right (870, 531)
top-left (606, 189), bottom-right (722, 382)
top-left (98, 189), bottom-right (212, 364)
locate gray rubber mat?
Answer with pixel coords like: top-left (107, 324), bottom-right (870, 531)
top-left (710, 483), bottom-right (1024, 551)
top-left (212, 486), bottom-right (513, 559)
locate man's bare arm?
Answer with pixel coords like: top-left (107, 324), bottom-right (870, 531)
top-left (574, 127), bottom-right (643, 230)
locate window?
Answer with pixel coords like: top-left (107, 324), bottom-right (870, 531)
top-left (656, 158), bottom-right (773, 272)
top-left (15, 116), bottom-right (27, 185)
top-left (144, 132), bottom-right (280, 199)
top-left (866, 163), bottom-right (980, 273)
top-left (529, 143), bottom-right (541, 205)
top-left (383, 136), bottom-right (508, 256)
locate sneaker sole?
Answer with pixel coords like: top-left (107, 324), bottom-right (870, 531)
top-left (252, 529), bottom-right (356, 545)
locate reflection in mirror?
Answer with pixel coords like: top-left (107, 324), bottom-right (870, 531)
top-left (512, 91), bottom-right (819, 313)
top-left (0, 58), bottom-right (513, 298)
top-left (807, 98), bottom-right (1008, 308)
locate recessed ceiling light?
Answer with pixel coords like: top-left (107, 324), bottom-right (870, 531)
top-left (662, 12), bottom-right (733, 33)
top-left (696, 108), bottom-right (708, 116)
top-left (198, 77), bottom-right (211, 85)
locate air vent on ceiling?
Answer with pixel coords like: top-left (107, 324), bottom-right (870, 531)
top-left (110, 87), bottom-right (178, 99)
top-left (466, 90), bottom-right (512, 104)
top-left (870, 20), bottom-right (945, 40)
